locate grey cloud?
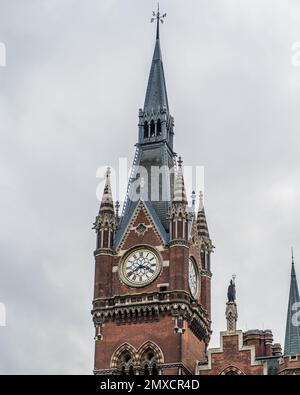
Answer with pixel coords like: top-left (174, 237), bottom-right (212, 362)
top-left (0, 0), bottom-right (300, 373)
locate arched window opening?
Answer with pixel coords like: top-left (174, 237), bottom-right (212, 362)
top-left (116, 350), bottom-right (133, 375)
top-left (141, 349), bottom-right (158, 375)
top-left (207, 252), bottom-right (211, 272)
top-left (147, 352), bottom-right (155, 361)
top-left (144, 121), bottom-right (149, 139)
top-left (221, 366), bottom-right (244, 375)
top-left (225, 370), bottom-right (238, 375)
top-left (144, 364), bottom-right (150, 375)
top-left (136, 342), bottom-right (164, 375)
top-left (129, 365), bottom-right (135, 376)
top-left (150, 120), bottom-right (155, 136)
top-left (97, 231), bottom-right (101, 249)
top-left (157, 119), bottom-right (162, 136)
top-left (124, 353), bottom-right (132, 363)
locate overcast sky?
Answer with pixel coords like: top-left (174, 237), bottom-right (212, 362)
top-left (1, 0), bottom-right (300, 374)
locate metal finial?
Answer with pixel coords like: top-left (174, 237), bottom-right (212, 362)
top-left (103, 167), bottom-right (111, 194)
top-left (191, 190), bottom-right (196, 212)
top-left (199, 190), bottom-right (204, 209)
top-left (292, 247), bottom-right (295, 264)
top-left (151, 3), bottom-right (167, 40)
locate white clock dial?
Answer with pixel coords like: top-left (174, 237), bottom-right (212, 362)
top-left (189, 258), bottom-right (198, 298)
top-left (121, 248), bottom-right (160, 287)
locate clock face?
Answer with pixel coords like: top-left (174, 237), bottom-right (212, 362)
top-left (189, 258), bottom-right (198, 298)
top-left (120, 248), bottom-right (160, 287)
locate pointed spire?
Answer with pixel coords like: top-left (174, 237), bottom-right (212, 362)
top-left (99, 168), bottom-right (114, 215)
top-left (284, 251), bottom-right (300, 356)
top-left (197, 191), bottom-right (210, 239)
top-left (144, 6), bottom-right (168, 113)
top-left (173, 157), bottom-right (187, 204)
top-left (93, 168), bottom-right (116, 249)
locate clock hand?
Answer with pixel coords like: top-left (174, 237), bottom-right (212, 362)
top-left (132, 264), bottom-right (146, 273)
top-left (132, 266), bottom-right (141, 273)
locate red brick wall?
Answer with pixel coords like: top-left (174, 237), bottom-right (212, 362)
top-left (181, 328), bottom-right (206, 373)
top-left (169, 244), bottom-right (189, 291)
top-left (278, 355), bottom-right (300, 375)
top-left (94, 254), bottom-right (113, 299)
top-left (94, 315), bottom-right (181, 372)
top-left (201, 273), bottom-right (211, 320)
top-left (199, 333), bottom-right (265, 375)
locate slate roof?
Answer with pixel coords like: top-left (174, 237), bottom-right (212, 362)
top-left (196, 192), bottom-right (210, 239)
top-left (144, 37), bottom-right (169, 114)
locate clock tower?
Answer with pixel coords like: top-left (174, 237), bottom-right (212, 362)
top-left (92, 8), bottom-right (213, 375)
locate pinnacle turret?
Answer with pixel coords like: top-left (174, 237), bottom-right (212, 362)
top-left (196, 191), bottom-right (210, 239)
top-left (93, 168), bottom-right (116, 250)
top-left (172, 157), bottom-right (187, 205)
top-left (99, 168), bottom-right (114, 216)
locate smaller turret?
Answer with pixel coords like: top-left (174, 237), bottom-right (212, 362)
top-left (197, 191), bottom-right (213, 272)
top-left (168, 157), bottom-right (190, 241)
top-left (93, 168), bottom-right (117, 250)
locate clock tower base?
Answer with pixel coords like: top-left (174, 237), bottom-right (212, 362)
top-left (94, 314), bottom-right (207, 375)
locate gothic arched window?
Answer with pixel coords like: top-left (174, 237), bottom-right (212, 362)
top-left (225, 370), bottom-right (238, 375)
top-left (116, 350), bottom-right (134, 375)
top-left (144, 121), bottom-right (149, 139)
top-left (113, 342), bottom-right (163, 375)
top-left (157, 119), bottom-right (162, 136)
top-left (97, 231), bottom-right (101, 249)
top-left (140, 348), bottom-right (160, 375)
top-left (221, 366), bottom-right (244, 375)
top-left (150, 120), bottom-right (155, 136)
top-left (207, 252), bottom-right (211, 272)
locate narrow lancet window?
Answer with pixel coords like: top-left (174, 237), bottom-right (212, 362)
top-left (150, 120), bottom-right (155, 136)
top-left (144, 121), bottom-right (149, 138)
top-left (157, 119), bottom-right (162, 136)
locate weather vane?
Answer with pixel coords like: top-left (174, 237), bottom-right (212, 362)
top-left (151, 3), bottom-right (167, 39)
